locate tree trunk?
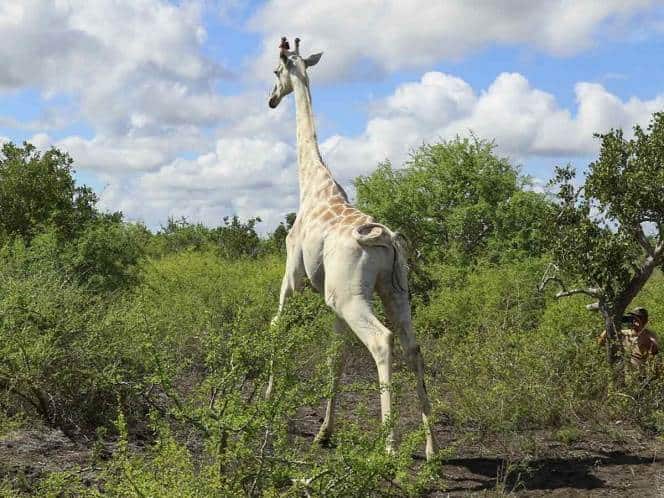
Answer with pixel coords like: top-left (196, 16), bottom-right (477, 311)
top-left (602, 313), bottom-right (617, 365)
top-left (600, 304), bottom-right (625, 368)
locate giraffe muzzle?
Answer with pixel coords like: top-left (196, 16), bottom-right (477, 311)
top-left (268, 87), bottom-right (280, 108)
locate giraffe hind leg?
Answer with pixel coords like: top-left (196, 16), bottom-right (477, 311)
top-left (379, 287), bottom-right (438, 460)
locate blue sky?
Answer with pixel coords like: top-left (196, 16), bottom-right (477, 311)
top-left (1, 1), bottom-right (663, 230)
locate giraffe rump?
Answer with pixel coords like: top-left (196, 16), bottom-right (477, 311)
top-left (352, 223), bottom-right (408, 293)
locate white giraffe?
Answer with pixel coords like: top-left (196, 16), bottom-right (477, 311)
top-left (267, 37), bottom-right (437, 460)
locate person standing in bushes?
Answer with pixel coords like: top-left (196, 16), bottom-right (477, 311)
top-left (598, 307), bottom-right (659, 367)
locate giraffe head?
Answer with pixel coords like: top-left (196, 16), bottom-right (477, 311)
top-left (268, 36), bottom-right (323, 109)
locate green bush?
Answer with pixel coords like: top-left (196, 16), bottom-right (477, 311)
top-left (0, 142), bottom-right (98, 241)
top-left (5, 254), bottom-right (664, 496)
top-left (88, 251), bottom-right (437, 496)
top-left (67, 218), bottom-right (147, 292)
top-left (102, 252), bottom-right (325, 493)
top-left (415, 258), bottom-right (548, 338)
top-left (6, 137), bottom-right (664, 496)
top-left (0, 262), bottom-right (139, 436)
top-left (148, 216), bottom-right (264, 259)
top-left (416, 260), bottom-right (611, 432)
top-left (1, 219), bottom-right (145, 294)
top-left (355, 138), bottom-right (551, 266)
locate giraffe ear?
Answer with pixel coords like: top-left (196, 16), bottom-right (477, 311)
top-left (304, 52), bottom-right (323, 68)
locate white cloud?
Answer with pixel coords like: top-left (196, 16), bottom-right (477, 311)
top-left (2, 1), bottom-right (662, 231)
top-left (0, 0), bottom-right (213, 90)
top-left (98, 70), bottom-right (664, 230)
top-left (23, 127), bottom-right (208, 173)
top-left (58, 133), bottom-right (202, 173)
top-left (250, 0), bottom-right (655, 81)
top-left (319, 72), bottom-right (664, 185)
top-left (96, 101), bottom-right (298, 229)
top-left (21, 87), bottom-right (295, 176)
top-left (0, 0), bottom-right (235, 152)
top-left (142, 137), bottom-right (293, 192)
top-left (99, 136), bottom-right (299, 230)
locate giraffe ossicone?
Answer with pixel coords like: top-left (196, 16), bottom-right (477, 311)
top-left (267, 36), bottom-right (438, 461)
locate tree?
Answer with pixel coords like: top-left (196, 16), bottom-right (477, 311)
top-left (0, 142), bottom-right (99, 241)
top-left (156, 216), bottom-right (219, 253)
top-left (543, 112), bottom-right (664, 365)
top-left (355, 137), bottom-right (551, 264)
top-left (215, 215), bottom-right (262, 259)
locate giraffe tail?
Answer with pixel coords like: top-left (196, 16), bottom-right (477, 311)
top-left (353, 223), bottom-right (409, 293)
top-left (352, 223), bottom-right (392, 247)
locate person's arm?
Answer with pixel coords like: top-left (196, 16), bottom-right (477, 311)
top-left (648, 332), bottom-right (659, 355)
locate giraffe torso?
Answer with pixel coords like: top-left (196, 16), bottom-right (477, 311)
top-left (291, 168), bottom-right (376, 291)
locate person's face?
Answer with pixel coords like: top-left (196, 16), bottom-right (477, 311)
top-left (634, 316), bottom-right (647, 332)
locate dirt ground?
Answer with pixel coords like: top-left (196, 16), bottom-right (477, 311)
top-left (0, 428), bottom-right (94, 493)
top-left (292, 351), bottom-right (664, 497)
top-left (432, 427), bottom-right (664, 496)
top-left (3, 413), bottom-right (664, 496)
top-left (3, 350), bottom-right (664, 496)
top-left (3, 411), bottom-right (664, 497)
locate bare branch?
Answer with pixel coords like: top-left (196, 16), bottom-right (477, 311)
top-left (249, 427), bottom-right (271, 496)
top-left (538, 263), bottom-right (564, 293)
top-left (556, 288), bottom-right (601, 299)
top-left (538, 276), bottom-right (566, 293)
top-left (539, 264), bottom-right (601, 299)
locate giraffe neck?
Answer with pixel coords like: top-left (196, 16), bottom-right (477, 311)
top-left (291, 73), bottom-right (332, 204)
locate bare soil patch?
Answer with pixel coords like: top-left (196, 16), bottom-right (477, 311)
top-left (3, 348), bottom-right (664, 496)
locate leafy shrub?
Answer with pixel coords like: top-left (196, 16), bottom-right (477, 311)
top-left (148, 217), bottom-right (220, 255)
top-left (149, 215), bottom-right (263, 258)
top-left (415, 258), bottom-right (548, 338)
top-left (0, 142), bottom-right (98, 241)
top-left (1, 219), bottom-right (145, 294)
top-left (85, 251), bottom-right (438, 496)
top-left (555, 426), bottom-right (582, 445)
top-left (0, 263), bottom-right (139, 436)
top-left (102, 252), bottom-right (326, 493)
top-left (6, 133), bottom-right (664, 496)
top-left (67, 218), bottom-right (147, 292)
top-left (417, 261), bottom-right (610, 431)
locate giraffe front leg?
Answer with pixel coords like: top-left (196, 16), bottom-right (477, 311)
top-left (314, 317), bottom-right (348, 447)
top-left (265, 270), bottom-right (300, 400)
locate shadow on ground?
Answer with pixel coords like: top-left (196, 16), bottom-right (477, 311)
top-left (443, 450), bottom-right (660, 494)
